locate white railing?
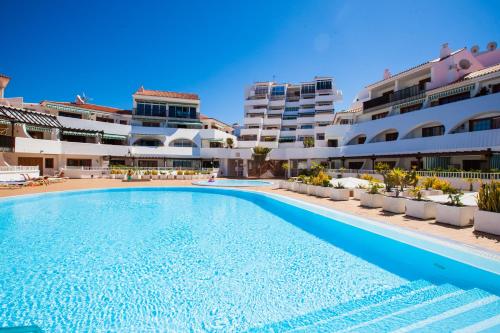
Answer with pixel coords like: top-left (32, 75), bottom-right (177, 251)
top-left (64, 166), bottom-right (216, 172)
top-left (327, 169), bottom-right (500, 180)
top-left (0, 165), bottom-right (39, 172)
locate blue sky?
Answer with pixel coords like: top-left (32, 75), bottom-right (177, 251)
top-left (2, 0), bottom-right (499, 124)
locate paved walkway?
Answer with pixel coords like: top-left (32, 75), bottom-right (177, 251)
top-left (0, 178), bottom-right (498, 253)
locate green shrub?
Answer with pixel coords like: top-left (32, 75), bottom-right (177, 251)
top-left (477, 181), bottom-right (500, 213)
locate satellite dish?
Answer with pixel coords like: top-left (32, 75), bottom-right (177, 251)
top-left (470, 45), bottom-right (479, 55)
top-left (487, 41), bottom-right (497, 51)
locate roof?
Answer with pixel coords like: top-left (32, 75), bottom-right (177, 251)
top-left (463, 63), bottom-right (500, 80)
top-left (43, 101), bottom-right (131, 115)
top-left (0, 73), bottom-right (10, 79)
top-left (365, 48), bottom-right (466, 88)
top-left (134, 87), bottom-right (199, 100)
top-left (200, 114), bottom-right (232, 128)
top-left (0, 105), bottom-right (62, 128)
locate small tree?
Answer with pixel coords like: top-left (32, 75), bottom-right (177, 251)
top-left (226, 137), bottom-right (234, 148)
top-left (253, 146), bottom-right (272, 177)
top-left (375, 162), bottom-right (392, 192)
top-left (303, 137), bottom-right (315, 148)
top-left (282, 162), bottom-right (291, 179)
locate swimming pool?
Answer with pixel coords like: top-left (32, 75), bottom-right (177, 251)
top-left (193, 179), bottom-right (273, 187)
top-left (0, 187), bottom-right (499, 332)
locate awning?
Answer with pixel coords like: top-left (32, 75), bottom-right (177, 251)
top-left (167, 121), bottom-right (202, 127)
top-left (392, 97), bottom-right (426, 110)
top-left (26, 125), bottom-right (54, 132)
top-left (103, 133), bottom-right (127, 140)
top-left (0, 105), bottom-right (62, 128)
top-left (62, 130), bottom-right (100, 137)
top-left (208, 138), bottom-right (224, 142)
top-left (428, 84), bottom-right (474, 101)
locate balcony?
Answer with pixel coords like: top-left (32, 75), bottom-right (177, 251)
top-left (315, 103), bottom-right (334, 112)
top-left (257, 141), bottom-right (279, 149)
top-left (261, 129), bottom-right (280, 137)
top-left (245, 95), bottom-right (269, 107)
top-left (263, 117), bottom-right (282, 126)
top-left (363, 84), bottom-right (425, 112)
top-left (269, 96), bottom-right (285, 107)
top-left (243, 117), bottom-right (263, 126)
top-left (0, 135), bottom-right (14, 152)
top-left (314, 113), bottom-right (335, 123)
top-left (240, 128), bottom-right (261, 136)
top-left (315, 93), bottom-right (335, 103)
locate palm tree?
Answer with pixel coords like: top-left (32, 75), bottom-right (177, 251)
top-left (253, 146), bottom-right (272, 177)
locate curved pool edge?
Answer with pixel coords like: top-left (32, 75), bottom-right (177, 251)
top-left (192, 179), bottom-right (274, 187)
top-left (1, 185), bottom-right (499, 275)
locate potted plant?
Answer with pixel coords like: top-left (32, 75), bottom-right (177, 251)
top-left (464, 177), bottom-right (477, 192)
top-left (420, 176), bottom-right (443, 197)
top-left (160, 171), bottom-right (168, 180)
top-left (382, 168), bottom-right (407, 213)
top-left (474, 181), bottom-right (500, 235)
top-left (297, 175), bottom-right (309, 194)
top-left (316, 179), bottom-right (333, 198)
top-left (167, 171), bottom-right (175, 180)
top-left (405, 187), bottom-right (437, 220)
top-left (375, 162), bottom-right (392, 192)
top-left (131, 170), bottom-right (141, 180)
top-left (436, 190), bottom-right (477, 226)
top-left (151, 169), bottom-right (159, 180)
top-left (360, 182), bottom-right (384, 208)
top-left (353, 184), bottom-right (367, 200)
top-left (331, 183), bottom-right (350, 201)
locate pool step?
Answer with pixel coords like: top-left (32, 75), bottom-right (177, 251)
top-left (246, 280), bottom-right (500, 332)
top-left (0, 326), bottom-right (43, 333)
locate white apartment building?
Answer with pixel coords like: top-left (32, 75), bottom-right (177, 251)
top-left (241, 77), bottom-right (343, 149)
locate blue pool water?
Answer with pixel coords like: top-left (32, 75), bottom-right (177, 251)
top-left (194, 179), bottom-right (273, 187)
top-left (0, 188), bottom-right (499, 332)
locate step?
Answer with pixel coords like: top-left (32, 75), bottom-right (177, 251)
top-left (455, 314), bottom-right (500, 333)
top-left (349, 287), bottom-right (492, 332)
top-left (0, 326), bottom-right (43, 333)
top-left (245, 280), bottom-right (432, 332)
top-left (294, 284), bottom-right (460, 332)
top-left (404, 297), bottom-right (500, 332)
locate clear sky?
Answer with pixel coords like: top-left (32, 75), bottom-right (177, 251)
top-left (2, 0), bottom-right (499, 124)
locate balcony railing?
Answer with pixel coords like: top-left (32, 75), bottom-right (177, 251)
top-left (363, 84), bottom-right (425, 112)
top-left (0, 135), bottom-right (15, 152)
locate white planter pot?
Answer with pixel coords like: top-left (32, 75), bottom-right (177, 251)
top-left (420, 189), bottom-right (443, 197)
top-left (109, 174), bottom-right (116, 179)
top-left (360, 192), bottom-right (384, 208)
top-left (382, 196), bottom-right (406, 214)
top-left (167, 175), bottom-right (174, 180)
top-left (290, 182), bottom-right (299, 192)
top-left (474, 210), bottom-right (500, 235)
top-left (353, 188), bottom-right (366, 200)
top-left (436, 204), bottom-right (477, 227)
top-left (405, 199), bottom-right (437, 220)
top-left (131, 175), bottom-right (141, 180)
top-left (185, 175), bottom-right (193, 180)
top-left (278, 180), bottom-right (287, 189)
top-left (151, 175), bottom-right (159, 180)
top-left (160, 174), bottom-right (168, 180)
top-left (307, 185), bottom-right (319, 196)
top-left (331, 188), bottom-right (350, 201)
top-left (317, 187), bottom-right (333, 198)
top-left (298, 183), bottom-right (308, 194)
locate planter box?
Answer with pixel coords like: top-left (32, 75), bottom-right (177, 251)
top-left (160, 174), bottom-right (168, 180)
top-left (298, 183), bottom-right (308, 194)
top-left (131, 175), bottom-right (141, 180)
top-left (436, 204), bottom-right (477, 227)
top-left (307, 185), bottom-right (320, 196)
top-left (151, 175), bottom-right (159, 180)
top-left (167, 175), bottom-right (175, 180)
top-left (360, 192), bottom-right (384, 208)
top-left (290, 182), bottom-right (299, 192)
top-left (353, 188), bottom-right (366, 200)
top-left (382, 196), bottom-right (406, 214)
top-left (331, 188), bottom-right (350, 201)
top-left (316, 187), bottom-right (333, 198)
top-left (474, 210), bottom-right (500, 235)
top-left (405, 199), bottom-right (437, 220)
top-left (420, 189), bottom-right (443, 197)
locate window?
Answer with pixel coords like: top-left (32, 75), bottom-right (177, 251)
top-left (138, 160), bottom-right (158, 168)
top-left (340, 119), bottom-right (351, 125)
top-left (96, 117), bottom-right (114, 123)
top-left (143, 122), bottom-right (160, 127)
top-left (385, 132), bottom-right (398, 141)
top-left (271, 86), bottom-right (285, 96)
top-left (372, 112), bottom-right (388, 120)
top-left (300, 125), bottom-right (313, 129)
top-left (59, 111), bottom-right (82, 119)
top-left (119, 120), bottom-right (128, 125)
top-left (255, 86), bottom-right (268, 96)
top-left (134, 139), bottom-right (163, 147)
top-left (168, 105), bottom-right (197, 119)
top-left (316, 80), bottom-right (332, 90)
top-left (400, 103), bottom-right (423, 114)
top-left (327, 139), bottom-right (338, 147)
top-left (301, 84), bottom-right (315, 95)
top-left (279, 136), bottom-right (295, 143)
top-left (136, 102), bottom-right (167, 117)
top-left (316, 133), bottom-right (325, 140)
top-left (469, 117), bottom-right (500, 132)
top-left (436, 92), bottom-right (470, 106)
top-left (67, 159), bottom-right (91, 167)
top-left (169, 139), bottom-right (197, 147)
top-left (173, 160), bottom-right (193, 168)
top-left (422, 125), bottom-right (445, 137)
top-left (284, 107), bottom-right (299, 112)
top-left (358, 136), bottom-right (366, 144)
top-left (44, 158), bottom-right (54, 169)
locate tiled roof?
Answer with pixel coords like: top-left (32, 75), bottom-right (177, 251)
top-left (200, 114), bottom-right (232, 128)
top-left (365, 48), bottom-right (466, 88)
top-left (134, 87), bottom-right (199, 100)
top-left (463, 63), bottom-right (500, 80)
top-left (43, 101), bottom-right (131, 115)
top-left (0, 73), bottom-right (10, 79)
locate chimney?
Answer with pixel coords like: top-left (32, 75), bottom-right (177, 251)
top-left (383, 69), bottom-right (392, 80)
top-left (440, 43), bottom-right (451, 59)
top-left (75, 95), bottom-right (85, 104)
top-left (0, 74), bottom-right (11, 99)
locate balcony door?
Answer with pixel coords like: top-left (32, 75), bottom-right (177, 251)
top-left (18, 157), bottom-right (44, 175)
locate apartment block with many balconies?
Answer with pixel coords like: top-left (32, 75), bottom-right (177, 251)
top-left (241, 77), bottom-right (342, 149)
